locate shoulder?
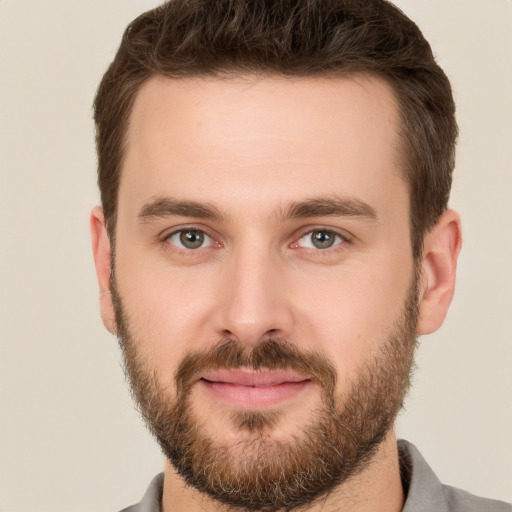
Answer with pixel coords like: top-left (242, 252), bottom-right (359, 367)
top-left (443, 485), bottom-right (511, 512)
top-left (117, 473), bottom-right (164, 512)
top-left (399, 440), bottom-right (511, 512)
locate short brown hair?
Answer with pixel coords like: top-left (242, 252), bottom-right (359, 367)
top-left (94, 0), bottom-right (457, 258)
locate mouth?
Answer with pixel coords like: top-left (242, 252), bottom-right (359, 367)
top-left (199, 369), bottom-right (313, 408)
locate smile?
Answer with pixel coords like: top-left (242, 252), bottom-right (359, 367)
top-left (199, 369), bottom-right (313, 408)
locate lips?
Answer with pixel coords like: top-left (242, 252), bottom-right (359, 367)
top-left (199, 369), bottom-right (313, 408)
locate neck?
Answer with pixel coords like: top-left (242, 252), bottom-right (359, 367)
top-left (161, 430), bottom-right (404, 512)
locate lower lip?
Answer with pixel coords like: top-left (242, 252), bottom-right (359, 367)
top-left (199, 379), bottom-right (312, 408)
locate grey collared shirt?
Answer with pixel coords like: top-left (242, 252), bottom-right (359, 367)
top-left (119, 440), bottom-right (511, 512)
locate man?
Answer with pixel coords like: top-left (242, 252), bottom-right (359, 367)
top-left (90, 1), bottom-right (510, 511)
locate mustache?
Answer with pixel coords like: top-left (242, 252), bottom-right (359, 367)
top-left (175, 338), bottom-right (337, 398)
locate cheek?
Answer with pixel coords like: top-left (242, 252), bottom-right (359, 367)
top-left (114, 253), bottom-right (219, 385)
top-left (114, 226), bottom-right (416, 391)
top-left (290, 257), bottom-right (414, 382)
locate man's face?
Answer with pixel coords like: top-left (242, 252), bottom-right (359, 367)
top-left (110, 75), bottom-right (419, 509)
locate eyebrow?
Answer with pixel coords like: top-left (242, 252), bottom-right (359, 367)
top-left (277, 195), bottom-right (378, 222)
top-left (137, 194), bottom-right (377, 224)
top-left (138, 197), bottom-right (226, 222)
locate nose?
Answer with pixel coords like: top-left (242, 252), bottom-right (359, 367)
top-left (213, 246), bottom-right (295, 347)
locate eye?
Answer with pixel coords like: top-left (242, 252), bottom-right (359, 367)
top-left (166, 229), bottom-right (214, 250)
top-left (296, 229), bottom-right (345, 250)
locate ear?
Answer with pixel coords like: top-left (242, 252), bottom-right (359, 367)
top-left (417, 209), bottom-right (462, 335)
top-left (90, 206), bottom-right (116, 334)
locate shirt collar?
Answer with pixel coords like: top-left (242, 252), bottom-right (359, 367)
top-left (131, 440), bottom-right (452, 512)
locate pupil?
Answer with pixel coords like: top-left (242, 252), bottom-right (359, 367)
top-left (181, 230), bottom-right (204, 249)
top-left (313, 231), bottom-right (334, 249)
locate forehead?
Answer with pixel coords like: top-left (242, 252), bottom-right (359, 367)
top-left (120, 74), bottom-right (406, 219)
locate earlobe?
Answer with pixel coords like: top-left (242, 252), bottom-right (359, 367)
top-left (90, 206), bottom-right (117, 334)
top-left (417, 209), bottom-right (462, 335)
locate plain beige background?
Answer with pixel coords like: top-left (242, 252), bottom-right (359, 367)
top-left (0, 1), bottom-right (510, 511)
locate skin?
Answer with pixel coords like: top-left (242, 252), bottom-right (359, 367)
top-left (91, 74), bottom-right (461, 512)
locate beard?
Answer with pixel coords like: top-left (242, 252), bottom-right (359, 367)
top-left (111, 272), bottom-right (419, 511)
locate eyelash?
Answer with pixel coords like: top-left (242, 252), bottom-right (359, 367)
top-left (160, 226), bottom-right (351, 256)
top-left (162, 227), bottom-right (220, 253)
top-left (292, 228), bottom-right (348, 251)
